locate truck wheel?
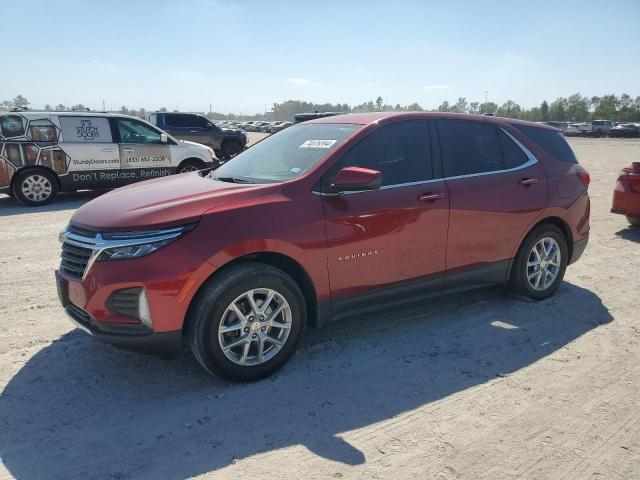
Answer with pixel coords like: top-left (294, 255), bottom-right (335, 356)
top-left (627, 216), bottom-right (640, 227)
top-left (177, 159), bottom-right (205, 173)
top-left (508, 224), bottom-right (568, 301)
top-left (221, 141), bottom-right (243, 160)
top-left (14, 169), bottom-right (58, 206)
top-left (188, 263), bottom-right (306, 382)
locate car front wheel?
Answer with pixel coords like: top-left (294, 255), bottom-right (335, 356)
top-left (188, 263), bottom-right (306, 381)
top-left (509, 224), bottom-right (568, 301)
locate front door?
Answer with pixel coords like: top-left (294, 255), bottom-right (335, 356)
top-left (437, 119), bottom-right (547, 287)
top-left (322, 121), bottom-right (449, 310)
top-left (112, 117), bottom-right (173, 184)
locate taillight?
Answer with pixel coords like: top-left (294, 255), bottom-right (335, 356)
top-left (620, 164), bottom-right (640, 193)
top-left (577, 168), bottom-right (590, 189)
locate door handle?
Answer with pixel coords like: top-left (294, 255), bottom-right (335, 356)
top-left (189, 130), bottom-right (198, 133)
top-left (123, 149), bottom-right (135, 153)
top-left (518, 177), bottom-right (538, 186)
top-left (102, 148), bottom-right (116, 152)
top-left (418, 192), bottom-right (445, 202)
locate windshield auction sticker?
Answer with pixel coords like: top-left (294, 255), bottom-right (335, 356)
top-left (299, 139), bottom-right (337, 149)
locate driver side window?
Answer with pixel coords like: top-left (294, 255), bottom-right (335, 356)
top-left (115, 118), bottom-right (162, 144)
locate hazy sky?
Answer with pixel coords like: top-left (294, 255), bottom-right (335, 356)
top-left (1, 0), bottom-right (638, 114)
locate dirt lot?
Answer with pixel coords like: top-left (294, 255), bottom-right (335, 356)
top-left (0, 137), bottom-right (639, 480)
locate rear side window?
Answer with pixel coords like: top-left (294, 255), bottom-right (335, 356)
top-left (438, 120), bottom-right (503, 176)
top-left (59, 116), bottom-right (113, 143)
top-left (164, 114), bottom-right (207, 128)
top-left (335, 121), bottom-right (433, 186)
top-left (499, 129), bottom-right (529, 169)
top-left (515, 125), bottom-right (578, 164)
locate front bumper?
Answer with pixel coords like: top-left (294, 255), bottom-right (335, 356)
top-left (57, 270), bottom-right (182, 357)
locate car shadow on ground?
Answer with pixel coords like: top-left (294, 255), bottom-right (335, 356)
top-left (0, 190), bottom-right (107, 217)
top-left (0, 282), bottom-right (612, 479)
top-left (615, 225), bottom-right (640, 243)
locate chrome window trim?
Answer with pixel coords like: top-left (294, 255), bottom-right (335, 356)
top-left (444, 127), bottom-right (538, 181)
top-left (313, 127), bottom-right (539, 196)
top-left (59, 227), bottom-right (185, 280)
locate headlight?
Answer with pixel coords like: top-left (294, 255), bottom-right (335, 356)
top-left (98, 223), bottom-right (197, 261)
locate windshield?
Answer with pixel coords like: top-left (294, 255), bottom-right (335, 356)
top-left (212, 123), bottom-right (360, 183)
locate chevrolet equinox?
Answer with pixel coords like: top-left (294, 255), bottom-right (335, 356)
top-left (55, 112), bottom-right (590, 381)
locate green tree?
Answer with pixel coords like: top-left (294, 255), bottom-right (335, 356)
top-left (548, 97), bottom-right (568, 121)
top-left (437, 101), bottom-right (450, 112)
top-left (479, 102), bottom-right (498, 114)
top-left (375, 96), bottom-right (383, 111)
top-left (44, 104), bottom-right (52, 111)
top-left (468, 102), bottom-right (480, 114)
top-left (406, 102), bottom-right (422, 111)
top-left (55, 104), bottom-right (67, 111)
top-left (565, 93), bottom-right (589, 121)
top-left (496, 100), bottom-right (522, 118)
top-left (540, 100), bottom-right (549, 121)
top-left (12, 95), bottom-right (29, 108)
top-left (120, 106), bottom-right (129, 114)
top-left (450, 97), bottom-right (468, 114)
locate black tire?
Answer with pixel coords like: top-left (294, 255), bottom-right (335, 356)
top-left (176, 158), bottom-right (205, 174)
top-left (627, 216), bottom-right (640, 227)
top-left (221, 140), bottom-right (243, 160)
top-left (188, 263), bottom-right (306, 381)
top-left (13, 169), bottom-right (58, 206)
top-left (508, 224), bottom-right (568, 301)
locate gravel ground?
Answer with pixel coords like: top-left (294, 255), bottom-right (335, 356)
top-left (0, 137), bottom-right (638, 480)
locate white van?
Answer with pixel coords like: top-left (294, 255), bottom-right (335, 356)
top-left (0, 111), bottom-right (219, 205)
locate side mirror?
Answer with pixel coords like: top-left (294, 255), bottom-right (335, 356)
top-left (332, 166), bottom-right (382, 192)
top-left (207, 122), bottom-right (214, 128)
top-left (160, 133), bottom-right (168, 143)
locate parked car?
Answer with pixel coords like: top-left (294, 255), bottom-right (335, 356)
top-left (149, 112), bottom-right (247, 159)
top-left (571, 122), bottom-right (592, 135)
top-left (591, 120), bottom-right (614, 136)
top-left (0, 111), bottom-right (217, 206)
top-left (608, 123), bottom-right (640, 138)
top-left (611, 162), bottom-right (640, 226)
top-left (55, 112), bottom-right (590, 381)
top-left (268, 121), bottom-right (291, 133)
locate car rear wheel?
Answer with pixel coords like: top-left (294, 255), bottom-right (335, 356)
top-left (221, 141), bottom-right (243, 160)
top-left (14, 169), bottom-right (58, 206)
top-left (188, 263), bottom-right (306, 381)
top-left (627, 216), bottom-right (640, 227)
top-left (508, 224), bottom-right (568, 301)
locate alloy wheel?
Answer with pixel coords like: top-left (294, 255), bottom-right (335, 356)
top-left (218, 288), bottom-right (292, 366)
top-left (527, 237), bottom-right (561, 291)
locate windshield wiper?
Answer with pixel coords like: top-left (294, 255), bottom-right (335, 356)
top-left (214, 175), bottom-right (255, 184)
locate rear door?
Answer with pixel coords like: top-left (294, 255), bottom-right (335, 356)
top-left (437, 119), bottom-right (547, 287)
top-left (56, 115), bottom-right (120, 190)
top-left (112, 117), bottom-right (173, 184)
top-left (322, 120), bottom-right (449, 307)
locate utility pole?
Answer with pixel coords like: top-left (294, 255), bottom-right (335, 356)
top-left (102, 100), bottom-right (106, 112)
top-left (209, 102), bottom-right (212, 114)
top-left (485, 91), bottom-right (488, 104)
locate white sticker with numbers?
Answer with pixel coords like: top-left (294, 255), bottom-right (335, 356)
top-left (299, 139), bottom-right (337, 149)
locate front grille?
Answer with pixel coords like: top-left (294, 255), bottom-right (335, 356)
top-left (67, 302), bottom-right (91, 326)
top-left (60, 242), bottom-right (92, 278)
top-left (68, 225), bottom-right (97, 238)
top-left (106, 287), bottom-right (141, 319)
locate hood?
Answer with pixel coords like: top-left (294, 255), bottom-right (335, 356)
top-left (70, 173), bottom-right (277, 232)
top-left (179, 139), bottom-right (210, 149)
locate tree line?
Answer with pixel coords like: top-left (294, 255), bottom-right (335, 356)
top-left (3, 93), bottom-right (639, 123)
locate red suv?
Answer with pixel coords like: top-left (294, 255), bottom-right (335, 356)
top-left (55, 113), bottom-right (590, 381)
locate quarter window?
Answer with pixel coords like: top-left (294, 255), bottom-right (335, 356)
top-left (115, 118), bottom-right (163, 144)
top-left (59, 116), bottom-right (113, 143)
top-left (499, 129), bottom-right (529, 169)
top-left (515, 125), bottom-right (577, 164)
top-left (439, 120), bottom-right (503, 176)
top-left (334, 122), bottom-right (432, 187)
